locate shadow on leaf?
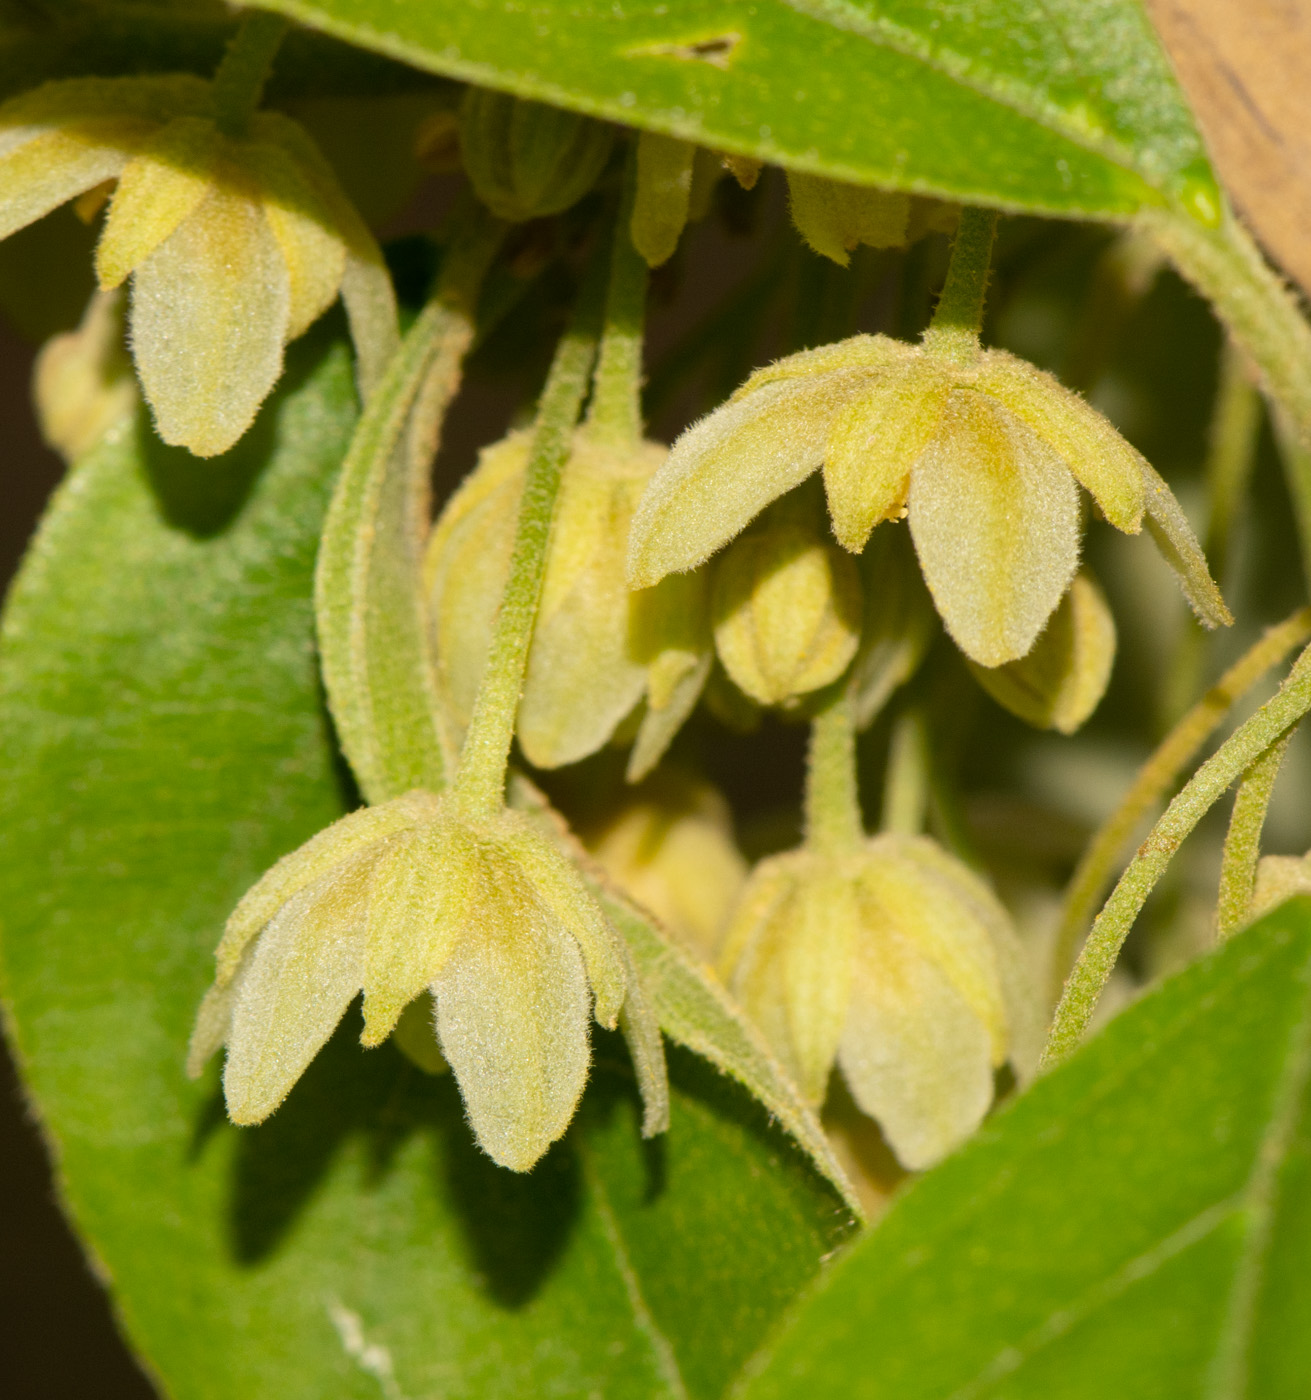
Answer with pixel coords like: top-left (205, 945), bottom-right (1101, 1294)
top-left (139, 317), bottom-right (344, 538)
top-left (215, 1006), bottom-right (584, 1310)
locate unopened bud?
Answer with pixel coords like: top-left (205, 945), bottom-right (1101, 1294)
top-left (459, 87), bottom-right (613, 222)
top-left (712, 510), bottom-right (862, 707)
top-left (631, 131), bottom-right (693, 267)
top-left (586, 772), bottom-right (747, 961)
top-left (34, 288), bottom-right (136, 461)
top-left (969, 571), bottom-right (1116, 733)
top-left (787, 171), bottom-right (910, 266)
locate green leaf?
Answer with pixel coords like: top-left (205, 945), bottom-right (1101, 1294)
top-left (0, 328), bottom-right (849, 1399)
top-left (256, 0), bottom-right (1217, 221)
top-left (734, 898), bottom-right (1311, 1400)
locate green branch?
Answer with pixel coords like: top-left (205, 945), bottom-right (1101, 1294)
top-left (804, 687), bottom-right (863, 855)
top-left (1216, 733), bottom-right (1291, 939)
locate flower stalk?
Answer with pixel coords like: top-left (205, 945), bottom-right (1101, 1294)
top-left (1043, 640), bottom-right (1311, 1069)
top-left (803, 687), bottom-right (863, 856)
top-left (452, 239), bottom-right (607, 814)
top-left (1215, 733), bottom-right (1291, 939)
top-left (922, 206), bottom-right (998, 362)
top-left (210, 12), bottom-right (289, 135)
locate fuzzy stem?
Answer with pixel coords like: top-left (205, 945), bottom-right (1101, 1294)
top-left (881, 709), bottom-right (929, 836)
top-left (315, 204), bottom-right (504, 805)
top-left (1048, 607), bottom-right (1311, 1003)
top-left (1216, 733), bottom-right (1291, 939)
top-left (211, 11), bottom-right (288, 134)
top-left (1043, 642), bottom-right (1311, 1069)
top-left (454, 254), bottom-right (606, 814)
top-left (922, 207), bottom-right (998, 363)
top-left (805, 688), bottom-right (863, 855)
top-left (586, 159), bottom-right (647, 448)
top-left (1140, 207), bottom-right (1311, 578)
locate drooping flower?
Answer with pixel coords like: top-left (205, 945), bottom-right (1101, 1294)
top-left (0, 76), bottom-right (397, 456)
top-left (585, 771), bottom-right (748, 962)
top-left (188, 789), bottom-right (659, 1172)
top-left (719, 833), bottom-right (1041, 1170)
top-left (425, 426), bottom-right (711, 778)
top-left (628, 333), bottom-right (1230, 668)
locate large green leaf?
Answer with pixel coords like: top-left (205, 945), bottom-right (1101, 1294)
top-left (0, 327), bottom-right (849, 1400)
top-left (734, 898), bottom-right (1311, 1399)
top-left (254, 0), bottom-right (1217, 222)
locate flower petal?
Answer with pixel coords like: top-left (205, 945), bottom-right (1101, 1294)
top-left (628, 372), bottom-right (875, 587)
top-left (871, 835), bottom-right (1042, 1078)
top-left (221, 855), bottom-right (375, 1125)
top-left (628, 649), bottom-right (711, 782)
top-left (909, 391), bottom-right (1080, 666)
top-left (425, 432), bottom-right (527, 728)
top-left (359, 821), bottom-right (475, 1046)
top-left (243, 135), bottom-right (347, 341)
top-left (253, 111), bottom-right (399, 398)
top-left (733, 334), bottom-right (913, 400)
top-left (0, 122), bottom-right (142, 240)
top-left (823, 362), bottom-right (950, 551)
top-left (217, 793), bottom-right (433, 981)
top-left (1142, 460), bottom-right (1233, 628)
top-left (520, 464), bottom-right (650, 767)
top-left (500, 815), bottom-right (627, 1030)
top-left (431, 876), bottom-right (592, 1171)
top-left (861, 834), bottom-right (1008, 1062)
top-left (838, 919), bottom-right (994, 1171)
top-left (96, 116), bottom-right (219, 289)
top-left (129, 182), bottom-right (291, 456)
top-left (974, 350), bottom-right (1146, 533)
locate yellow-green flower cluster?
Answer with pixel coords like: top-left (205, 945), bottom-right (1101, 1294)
top-left (0, 76), bottom-right (396, 456)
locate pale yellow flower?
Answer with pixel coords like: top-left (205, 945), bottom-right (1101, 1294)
top-left (188, 790), bottom-right (658, 1172)
top-left (720, 833), bottom-right (1041, 1170)
top-left (629, 334), bottom-right (1229, 668)
top-left (0, 76), bottom-right (397, 456)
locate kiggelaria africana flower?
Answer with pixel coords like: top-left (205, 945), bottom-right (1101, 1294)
top-left (425, 426), bottom-right (711, 778)
top-left (0, 76), bottom-right (397, 456)
top-left (628, 333), bottom-right (1230, 668)
top-left (719, 832), bottom-right (1041, 1170)
top-left (188, 789), bottom-right (660, 1172)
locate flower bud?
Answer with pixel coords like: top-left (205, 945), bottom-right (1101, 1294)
top-left (33, 288), bottom-right (137, 460)
top-left (720, 834), bottom-right (1041, 1169)
top-left (426, 428), bottom-right (710, 771)
top-left (189, 789), bottom-right (665, 1171)
top-left (1252, 852), bottom-right (1311, 922)
top-left (787, 171), bottom-right (910, 266)
top-left (459, 87), bottom-right (613, 223)
top-left (711, 508), bottom-right (862, 707)
top-left (969, 571), bottom-right (1116, 733)
top-left (585, 771), bottom-right (747, 961)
